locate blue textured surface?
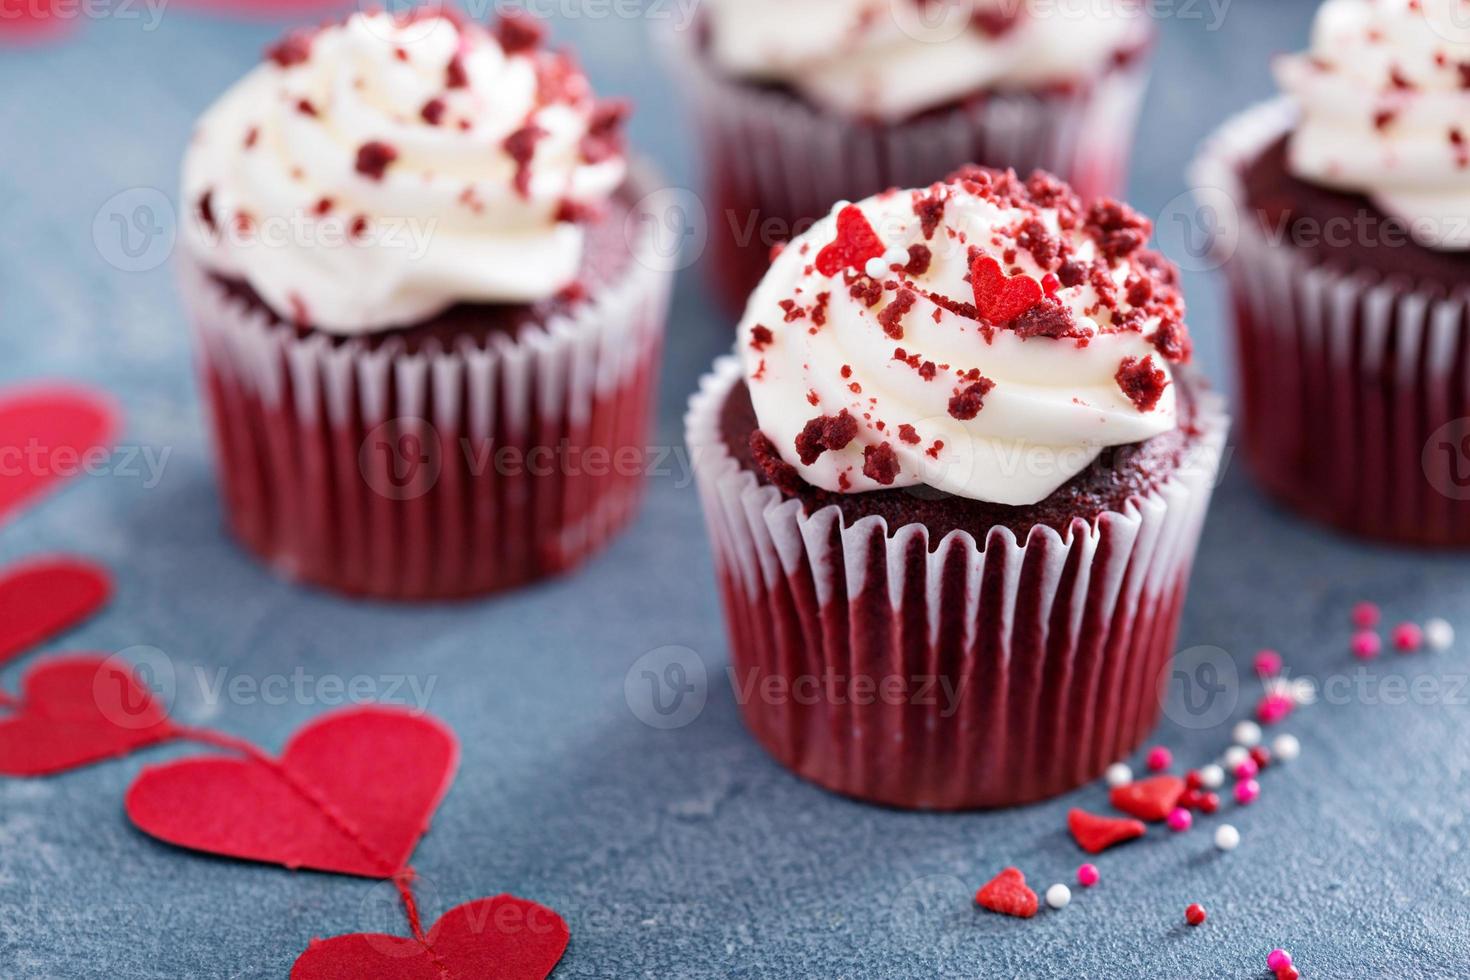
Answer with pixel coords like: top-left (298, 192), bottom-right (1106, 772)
top-left (3, 3), bottom-right (1470, 978)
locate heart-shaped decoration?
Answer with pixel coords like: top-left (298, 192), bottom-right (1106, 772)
top-left (1110, 775), bottom-right (1186, 822)
top-left (0, 386), bottom-right (117, 524)
top-left (125, 707), bottom-right (459, 878)
top-left (291, 895), bottom-right (570, 980)
top-left (1068, 807), bottom-right (1146, 854)
top-left (970, 254), bottom-right (1042, 324)
top-left (814, 205), bottom-right (885, 277)
top-left (0, 559), bottom-right (113, 667)
top-left (974, 866), bottom-right (1037, 919)
top-left (0, 655), bottom-right (176, 776)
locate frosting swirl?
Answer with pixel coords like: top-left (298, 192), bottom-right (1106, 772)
top-left (1276, 0), bottom-right (1470, 249)
top-left (182, 11), bottom-right (629, 333)
top-left (738, 168), bottom-right (1188, 507)
top-left (701, 0), bottom-right (1149, 120)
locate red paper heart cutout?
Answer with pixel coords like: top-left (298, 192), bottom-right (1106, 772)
top-left (0, 386), bottom-right (117, 524)
top-left (0, 558), bottom-right (112, 667)
top-left (125, 707), bottom-right (459, 878)
top-left (974, 867), bottom-right (1037, 919)
top-left (1109, 775), bottom-right (1186, 822)
top-left (1068, 807), bottom-right (1146, 854)
top-left (0, 655), bottom-right (176, 776)
top-left (291, 895), bottom-right (570, 980)
top-left (815, 205), bottom-right (885, 277)
top-left (970, 254), bottom-right (1042, 324)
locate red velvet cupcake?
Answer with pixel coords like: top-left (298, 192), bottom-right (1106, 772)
top-left (178, 11), bottom-right (672, 598)
top-left (1192, 0), bottom-right (1470, 547)
top-left (664, 0), bottom-right (1154, 313)
top-left (686, 167), bottom-right (1227, 809)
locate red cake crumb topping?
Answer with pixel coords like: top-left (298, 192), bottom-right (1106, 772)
top-left (877, 288), bottom-right (917, 339)
top-left (1115, 356), bottom-right (1168, 412)
top-left (1085, 200), bottom-right (1151, 261)
top-left (265, 30), bottom-right (314, 68)
top-left (421, 97), bottom-right (447, 126)
top-left (948, 378), bottom-right (996, 421)
top-left (795, 411), bottom-right (860, 465)
top-left (354, 141), bottom-right (398, 181)
top-left (914, 191), bottom-right (946, 239)
top-left (446, 52), bottom-right (469, 89)
top-left (749, 324), bottom-right (774, 351)
top-left (497, 11), bottom-right (546, 54)
top-left (197, 190), bottom-right (217, 232)
top-left (898, 424), bottom-right (921, 445)
top-left (503, 125), bottom-right (547, 197)
top-left (862, 442), bottom-right (900, 485)
top-left (581, 99), bottom-right (630, 164)
top-left (816, 205), bottom-right (886, 277)
top-left (750, 431), bottom-right (805, 496)
top-left (296, 98), bottom-right (319, 118)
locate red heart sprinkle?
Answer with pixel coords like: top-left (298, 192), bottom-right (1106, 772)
top-left (1110, 775), bottom-right (1186, 822)
top-left (125, 707), bottom-right (458, 878)
top-left (291, 895), bottom-right (569, 980)
top-left (1068, 807), bottom-right (1147, 854)
top-left (970, 254), bottom-right (1043, 324)
top-left (0, 655), bottom-right (175, 777)
top-left (974, 866), bottom-right (1038, 919)
top-left (0, 386), bottom-right (117, 525)
top-left (0, 558), bottom-right (113, 667)
top-left (814, 205), bottom-right (885, 277)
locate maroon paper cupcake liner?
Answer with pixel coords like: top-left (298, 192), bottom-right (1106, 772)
top-left (686, 357), bottom-right (1228, 810)
top-left (1193, 100), bottom-right (1470, 548)
top-left (181, 184), bottom-right (674, 600)
top-left (663, 25), bottom-right (1151, 314)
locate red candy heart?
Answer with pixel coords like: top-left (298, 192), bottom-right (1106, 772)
top-left (1068, 807), bottom-right (1146, 854)
top-left (1110, 775), bottom-right (1186, 822)
top-left (291, 895), bottom-right (570, 980)
top-left (126, 707), bottom-right (459, 878)
top-left (814, 205), bottom-right (885, 277)
top-left (0, 558), bottom-right (112, 667)
top-left (974, 866), bottom-right (1038, 919)
top-left (970, 254), bottom-right (1042, 324)
top-left (0, 386), bottom-right (117, 524)
top-left (0, 655), bottom-right (176, 776)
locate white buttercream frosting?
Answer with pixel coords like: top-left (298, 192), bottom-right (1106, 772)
top-left (1276, 0), bottom-right (1470, 249)
top-left (738, 169), bottom-right (1188, 506)
top-left (701, 0), bottom-right (1149, 120)
top-left (181, 11), bottom-right (628, 333)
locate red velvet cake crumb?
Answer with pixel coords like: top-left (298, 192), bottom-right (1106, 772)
top-left (877, 288), bottom-right (917, 339)
top-left (197, 190), bottom-right (217, 232)
top-left (903, 244), bottom-right (932, 276)
top-left (265, 30), bottom-right (314, 68)
top-left (898, 424), bottom-right (921, 445)
top-left (749, 324), bottom-right (774, 351)
top-left (354, 141), bottom-right (398, 181)
top-left (503, 125), bottom-right (548, 197)
top-left (1116, 356), bottom-right (1168, 412)
top-left (497, 11), bottom-right (546, 54)
top-left (581, 100), bottom-right (631, 165)
top-left (862, 442), bottom-right (900, 485)
top-left (749, 431), bottom-right (805, 496)
top-left (445, 52), bottom-right (469, 89)
top-left (1086, 199), bottom-right (1151, 260)
top-left (1012, 300), bottom-right (1084, 340)
top-left (795, 411), bottom-right (859, 465)
top-left (421, 97), bottom-right (447, 126)
top-left (948, 378), bottom-right (996, 420)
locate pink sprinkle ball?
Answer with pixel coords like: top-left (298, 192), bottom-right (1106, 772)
top-left (1145, 746), bottom-right (1172, 771)
top-left (1167, 807), bottom-right (1193, 832)
top-left (1256, 693), bottom-right (1294, 724)
top-left (1077, 863), bottom-right (1100, 888)
top-left (1352, 601), bottom-right (1381, 629)
top-left (1268, 949), bottom-right (1293, 971)
top-left (1393, 622), bottom-right (1424, 653)
top-left (1254, 650), bottom-right (1283, 677)
top-left (1235, 778), bottom-right (1261, 805)
top-left (1233, 757), bottom-right (1259, 780)
top-left (1352, 630), bottom-right (1382, 660)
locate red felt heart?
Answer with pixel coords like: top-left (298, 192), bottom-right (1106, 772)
top-left (0, 558), bottom-right (112, 667)
top-left (814, 205), bottom-right (885, 277)
top-left (291, 895), bottom-right (570, 980)
top-left (1109, 775), bottom-right (1186, 822)
top-left (970, 254), bottom-right (1042, 324)
top-left (0, 655), bottom-right (176, 776)
top-left (125, 707), bottom-right (459, 878)
top-left (1068, 807), bottom-right (1146, 854)
top-left (0, 386), bottom-right (117, 524)
top-left (974, 866), bottom-right (1037, 919)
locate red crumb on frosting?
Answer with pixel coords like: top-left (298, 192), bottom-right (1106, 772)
top-left (354, 141), bottom-right (398, 181)
top-left (445, 52), bottom-right (469, 89)
top-left (1085, 199), bottom-right (1151, 261)
top-left (816, 205), bottom-right (886, 277)
top-left (1012, 300), bottom-right (1084, 341)
top-left (581, 99), bottom-right (630, 165)
top-left (296, 98), bottom-right (318, 118)
top-left (749, 324), bottom-right (773, 351)
top-left (503, 124), bottom-right (548, 197)
top-left (265, 30), bottom-right (314, 68)
top-left (1116, 356), bottom-right (1168, 412)
top-left (897, 424), bottom-right (920, 445)
top-left (877, 288), bottom-right (917, 339)
top-left (779, 298), bottom-right (807, 322)
top-left (947, 378), bottom-right (996, 420)
top-left (914, 190), bottom-right (946, 239)
top-left (903, 244), bottom-right (932, 276)
top-left (497, 11), bottom-right (546, 54)
top-left (197, 191), bottom-right (217, 232)
top-left (421, 97), bottom-right (447, 126)
top-left (795, 411), bottom-right (860, 465)
top-left (750, 431), bottom-right (804, 496)
top-left (862, 443), bottom-right (900, 485)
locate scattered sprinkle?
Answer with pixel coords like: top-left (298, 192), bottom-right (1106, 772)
top-left (1077, 864), bottom-right (1100, 888)
top-left (1392, 622), bottom-right (1424, 653)
top-left (1185, 903), bottom-right (1207, 926)
top-left (1232, 720), bottom-right (1263, 748)
top-left (1145, 746), bottom-right (1173, 772)
top-left (1425, 618), bottom-right (1455, 651)
top-left (1352, 601), bottom-right (1381, 629)
top-left (1166, 807), bottom-right (1193, 832)
top-left (1272, 733), bottom-right (1301, 762)
top-left (1197, 764), bottom-right (1225, 790)
top-left (1045, 884), bottom-right (1072, 910)
top-left (1104, 762), bottom-right (1133, 788)
top-left (1268, 949), bottom-right (1293, 972)
top-left (1235, 779), bottom-right (1261, 806)
top-left (1214, 824), bottom-right (1241, 851)
top-left (1352, 630), bottom-right (1382, 660)
top-left (1222, 745), bottom-right (1250, 771)
top-left (1254, 650), bottom-right (1283, 677)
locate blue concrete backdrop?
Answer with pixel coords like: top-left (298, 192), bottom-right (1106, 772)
top-left (3, 1), bottom-right (1469, 977)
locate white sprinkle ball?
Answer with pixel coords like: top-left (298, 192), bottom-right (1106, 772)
top-left (1272, 733), bottom-right (1301, 762)
top-left (1046, 884), bottom-right (1072, 910)
top-left (1104, 762), bottom-right (1133, 788)
top-left (1214, 824), bottom-right (1241, 851)
top-left (1425, 618), bottom-right (1455, 652)
top-left (864, 257), bottom-right (889, 279)
top-left (883, 246), bottom-right (910, 268)
top-left (1232, 720), bottom-right (1263, 747)
top-left (1222, 745), bottom-right (1250, 770)
top-left (1197, 763), bottom-right (1225, 790)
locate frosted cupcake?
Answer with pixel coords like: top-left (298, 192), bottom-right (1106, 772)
top-left (179, 10), bottom-right (672, 598)
top-left (665, 0), bottom-right (1154, 313)
top-left (687, 167), bottom-right (1227, 809)
top-left (1193, 0), bottom-right (1470, 546)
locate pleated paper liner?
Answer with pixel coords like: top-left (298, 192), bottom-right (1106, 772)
top-left (182, 176), bottom-right (674, 600)
top-left (686, 356), bottom-right (1228, 810)
top-left (662, 23), bottom-right (1152, 315)
top-left (1193, 99), bottom-right (1470, 547)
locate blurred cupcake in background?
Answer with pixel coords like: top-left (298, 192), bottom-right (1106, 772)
top-left (665, 0), bottom-right (1155, 313)
top-left (1193, 0), bottom-right (1470, 546)
top-left (179, 9), bottom-right (673, 599)
top-left (686, 166), bottom-right (1227, 809)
